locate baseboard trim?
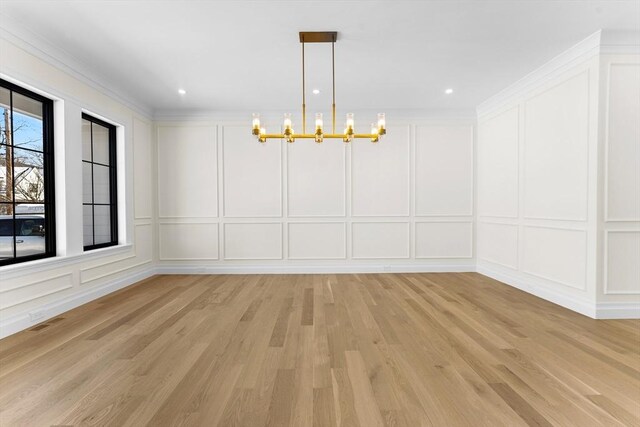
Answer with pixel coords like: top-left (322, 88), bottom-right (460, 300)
top-left (155, 263), bottom-right (476, 275)
top-left (476, 264), bottom-right (597, 318)
top-left (595, 303), bottom-right (640, 319)
top-left (0, 266), bottom-right (156, 339)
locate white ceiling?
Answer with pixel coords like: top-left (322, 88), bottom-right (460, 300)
top-left (1, 1), bottom-right (639, 116)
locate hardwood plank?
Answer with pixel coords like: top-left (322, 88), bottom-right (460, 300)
top-left (488, 382), bottom-right (553, 427)
top-left (269, 297), bottom-right (294, 347)
top-left (313, 387), bottom-right (337, 427)
top-left (344, 350), bottom-right (385, 427)
top-left (302, 287), bottom-right (315, 326)
top-left (266, 369), bottom-right (296, 427)
top-left (331, 368), bottom-right (361, 427)
top-left (586, 394), bottom-right (640, 426)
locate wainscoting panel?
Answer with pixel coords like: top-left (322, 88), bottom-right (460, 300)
top-left (222, 125), bottom-right (282, 218)
top-left (159, 223), bottom-right (219, 261)
top-left (352, 222), bottom-right (410, 259)
top-left (288, 222), bottom-right (347, 259)
top-left (135, 222), bottom-right (153, 263)
top-left (415, 125), bottom-right (473, 216)
top-left (287, 141), bottom-right (346, 217)
top-left (351, 125), bottom-right (410, 217)
top-left (478, 222), bottom-right (518, 269)
top-left (415, 221), bottom-right (473, 259)
top-left (133, 117), bottom-right (153, 219)
top-left (0, 273), bottom-right (73, 311)
top-left (522, 226), bottom-right (587, 291)
top-left (157, 125), bottom-right (218, 218)
top-left (523, 71), bottom-right (589, 221)
top-left (223, 223), bottom-right (283, 260)
top-left (605, 231), bottom-right (640, 295)
top-left (605, 63), bottom-right (640, 222)
top-left (477, 107), bottom-right (519, 218)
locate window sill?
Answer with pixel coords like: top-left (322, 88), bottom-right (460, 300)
top-left (0, 243), bottom-right (134, 281)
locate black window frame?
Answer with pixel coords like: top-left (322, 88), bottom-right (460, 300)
top-left (82, 113), bottom-right (118, 251)
top-left (0, 78), bottom-right (55, 267)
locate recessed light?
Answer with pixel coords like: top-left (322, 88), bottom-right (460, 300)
top-left (445, 88), bottom-right (453, 95)
top-left (312, 89), bottom-right (320, 95)
top-left (178, 89), bottom-right (186, 95)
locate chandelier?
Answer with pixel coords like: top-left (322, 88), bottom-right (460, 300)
top-left (251, 31), bottom-right (386, 143)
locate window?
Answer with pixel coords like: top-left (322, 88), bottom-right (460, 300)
top-left (0, 79), bottom-right (55, 266)
top-left (82, 113), bottom-right (118, 251)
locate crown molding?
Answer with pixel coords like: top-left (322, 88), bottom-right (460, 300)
top-left (600, 30), bottom-right (640, 54)
top-left (476, 30), bottom-right (602, 118)
top-left (0, 13), bottom-right (153, 118)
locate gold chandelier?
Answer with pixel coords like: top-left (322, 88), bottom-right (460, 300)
top-left (251, 31), bottom-right (386, 143)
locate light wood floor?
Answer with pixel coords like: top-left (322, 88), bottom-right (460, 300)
top-left (0, 273), bottom-right (639, 426)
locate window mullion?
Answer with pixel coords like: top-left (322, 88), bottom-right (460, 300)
top-left (9, 89), bottom-right (16, 260)
top-left (91, 122), bottom-right (95, 247)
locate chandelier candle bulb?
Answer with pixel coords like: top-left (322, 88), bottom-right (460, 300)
top-left (345, 113), bottom-right (355, 135)
top-left (315, 113), bottom-right (323, 130)
top-left (252, 113), bottom-right (261, 135)
top-left (371, 123), bottom-right (379, 143)
top-left (283, 113), bottom-right (292, 131)
top-left (315, 113), bottom-right (324, 143)
top-left (377, 113), bottom-right (386, 135)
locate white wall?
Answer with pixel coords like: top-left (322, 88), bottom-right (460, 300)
top-left (0, 35), bottom-right (155, 337)
top-left (597, 54), bottom-right (640, 315)
top-left (477, 31), bottom-right (640, 318)
top-left (477, 58), bottom-right (599, 316)
top-left (155, 119), bottom-right (475, 272)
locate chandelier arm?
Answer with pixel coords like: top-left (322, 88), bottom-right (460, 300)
top-left (302, 39), bottom-right (306, 134)
top-left (332, 40), bottom-right (336, 134)
top-left (260, 134), bottom-right (379, 139)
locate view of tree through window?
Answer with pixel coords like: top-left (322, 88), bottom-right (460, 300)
top-left (0, 79), bottom-right (55, 265)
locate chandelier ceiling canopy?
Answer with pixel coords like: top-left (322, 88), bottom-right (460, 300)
top-left (251, 31), bottom-right (386, 144)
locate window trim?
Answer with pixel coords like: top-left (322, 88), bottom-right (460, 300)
top-left (0, 78), bottom-right (55, 267)
top-left (82, 113), bottom-right (118, 251)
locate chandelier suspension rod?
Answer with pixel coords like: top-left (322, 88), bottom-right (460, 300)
top-left (332, 40), bottom-right (336, 134)
top-left (302, 40), bottom-right (306, 134)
